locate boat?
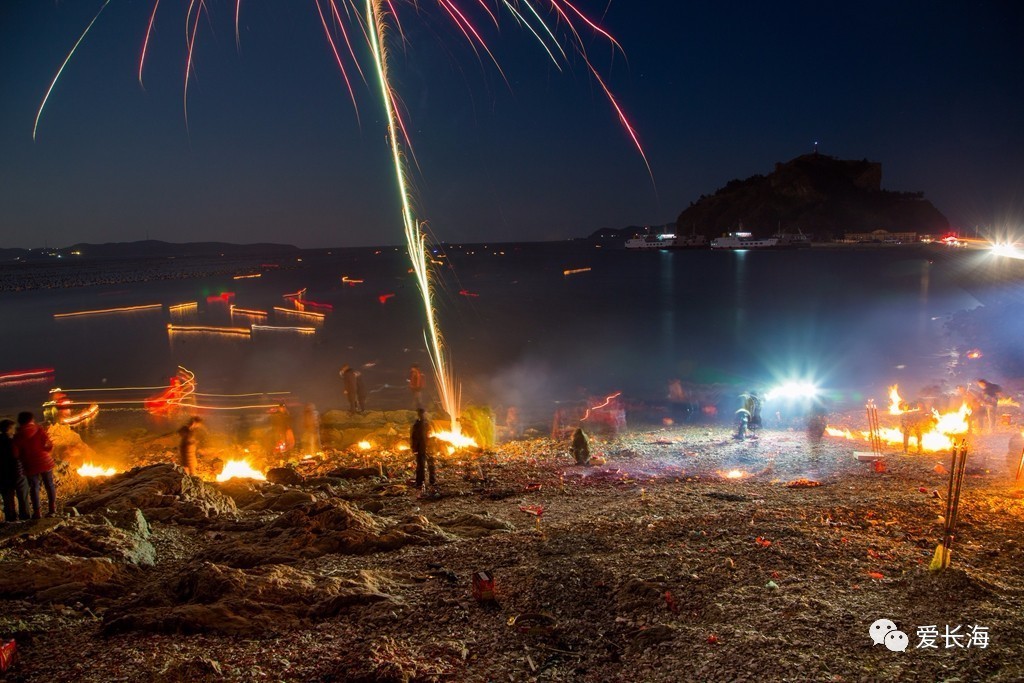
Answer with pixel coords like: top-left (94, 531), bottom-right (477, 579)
top-left (625, 233), bottom-right (708, 250)
top-left (626, 233), bottom-right (675, 249)
top-left (672, 234), bottom-right (709, 249)
top-left (710, 232), bottom-right (779, 249)
top-left (774, 232), bottom-right (812, 248)
top-left (710, 231), bottom-right (812, 250)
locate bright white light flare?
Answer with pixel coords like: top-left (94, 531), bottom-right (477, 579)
top-left (216, 459), bottom-right (267, 482)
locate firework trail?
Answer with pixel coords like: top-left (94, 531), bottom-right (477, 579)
top-left (34, 1), bottom-right (650, 433)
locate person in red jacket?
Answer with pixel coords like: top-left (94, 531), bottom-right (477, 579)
top-left (13, 412), bottom-right (56, 519)
top-left (409, 363), bottom-right (425, 410)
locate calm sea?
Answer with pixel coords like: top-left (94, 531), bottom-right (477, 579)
top-left (0, 243), bottom-right (991, 428)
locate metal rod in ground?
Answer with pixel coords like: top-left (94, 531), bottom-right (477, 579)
top-left (941, 443), bottom-right (959, 568)
top-left (1016, 446), bottom-right (1024, 481)
top-left (949, 439), bottom-right (969, 535)
top-left (873, 404), bottom-right (882, 454)
top-left (866, 400), bottom-right (882, 455)
top-left (943, 440), bottom-right (970, 569)
top-left (864, 402), bottom-right (872, 452)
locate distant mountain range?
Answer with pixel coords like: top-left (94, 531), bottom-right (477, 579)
top-left (0, 240), bottom-right (301, 261)
top-left (589, 153), bottom-right (950, 242)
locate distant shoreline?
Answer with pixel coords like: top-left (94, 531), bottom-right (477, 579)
top-left (0, 240), bottom-right (950, 292)
top-left (0, 255), bottom-right (296, 293)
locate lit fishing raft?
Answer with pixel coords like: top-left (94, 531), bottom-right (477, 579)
top-left (167, 324), bottom-right (251, 337)
top-left (54, 303), bottom-right (162, 319)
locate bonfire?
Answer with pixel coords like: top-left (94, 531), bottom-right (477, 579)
top-left (216, 459), bottom-right (267, 482)
top-left (827, 384), bottom-right (972, 453)
top-left (76, 462), bottom-right (117, 478)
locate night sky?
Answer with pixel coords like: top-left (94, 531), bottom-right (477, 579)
top-left (1, 1), bottom-right (1022, 249)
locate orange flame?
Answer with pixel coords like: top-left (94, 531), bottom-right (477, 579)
top-left (888, 385), bottom-right (904, 415)
top-left (826, 400), bottom-right (973, 453)
top-left (432, 430), bottom-right (478, 451)
top-left (216, 459), bottom-right (267, 482)
top-left (77, 462), bottom-right (117, 477)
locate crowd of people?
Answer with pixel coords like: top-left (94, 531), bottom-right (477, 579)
top-left (14, 362), bottom-right (1012, 514)
top-left (169, 362), bottom-right (439, 492)
top-left (0, 412), bottom-right (57, 523)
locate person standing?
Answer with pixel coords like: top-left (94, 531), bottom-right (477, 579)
top-left (737, 392), bottom-right (762, 439)
top-left (355, 371), bottom-right (367, 413)
top-left (976, 378), bottom-right (1004, 433)
top-left (301, 403), bottom-right (321, 456)
top-left (269, 404), bottom-right (295, 456)
top-left (0, 419), bottom-right (30, 522)
top-left (571, 426), bottom-right (590, 465)
top-left (13, 412), bottom-right (55, 519)
top-left (409, 363), bottom-right (425, 409)
top-left (410, 408), bottom-right (435, 490)
top-left (178, 416), bottom-right (203, 476)
top-left (340, 365), bottom-right (359, 413)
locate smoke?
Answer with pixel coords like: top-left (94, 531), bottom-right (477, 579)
top-left (485, 358), bottom-right (563, 428)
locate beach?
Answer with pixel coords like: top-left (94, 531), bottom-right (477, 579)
top-left (2, 411), bottom-right (1023, 682)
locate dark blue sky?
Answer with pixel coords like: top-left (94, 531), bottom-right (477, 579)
top-left (2, 1), bottom-right (1022, 248)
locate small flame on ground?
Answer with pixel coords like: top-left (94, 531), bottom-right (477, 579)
top-left (724, 469), bottom-right (746, 479)
top-left (358, 441), bottom-right (373, 450)
top-left (432, 430), bottom-right (478, 450)
top-left (216, 459), bottom-right (267, 482)
top-left (77, 462), bottom-right (117, 477)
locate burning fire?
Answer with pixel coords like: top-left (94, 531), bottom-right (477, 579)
top-left (826, 426), bottom-right (862, 440)
top-left (722, 469), bottom-right (747, 479)
top-left (77, 462), bottom-right (117, 477)
top-left (357, 441), bottom-right (373, 451)
top-left (826, 398), bottom-right (973, 453)
top-left (888, 385), bottom-right (904, 415)
top-left (998, 396), bottom-right (1021, 408)
top-left (432, 430), bottom-right (479, 452)
top-left (216, 459), bottom-right (267, 482)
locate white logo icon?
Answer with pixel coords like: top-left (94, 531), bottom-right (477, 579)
top-left (870, 618), bottom-right (898, 645)
top-left (885, 630), bottom-right (909, 652)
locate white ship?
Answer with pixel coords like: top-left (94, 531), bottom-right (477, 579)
top-left (710, 231), bottom-right (811, 249)
top-left (710, 232), bottom-right (778, 249)
top-left (625, 233), bottom-right (708, 250)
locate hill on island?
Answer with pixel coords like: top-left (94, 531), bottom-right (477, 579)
top-left (674, 154), bottom-right (949, 240)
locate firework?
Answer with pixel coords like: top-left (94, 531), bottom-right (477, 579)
top-left (35, 1), bottom-right (649, 434)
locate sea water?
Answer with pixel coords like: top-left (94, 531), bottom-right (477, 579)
top-left (0, 243), bottom-right (988, 427)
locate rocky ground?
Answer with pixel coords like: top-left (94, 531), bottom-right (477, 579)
top-left (2, 417), bottom-right (1024, 683)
